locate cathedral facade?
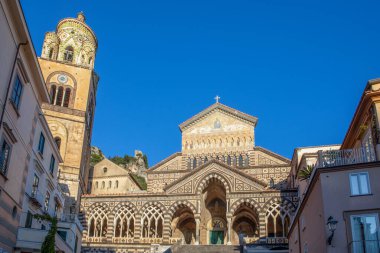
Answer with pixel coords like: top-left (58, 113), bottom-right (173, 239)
top-left (80, 102), bottom-right (298, 252)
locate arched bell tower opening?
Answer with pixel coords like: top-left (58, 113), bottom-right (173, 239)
top-left (200, 178), bottom-right (227, 245)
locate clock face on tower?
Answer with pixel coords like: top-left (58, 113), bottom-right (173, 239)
top-left (57, 74), bottom-right (68, 84)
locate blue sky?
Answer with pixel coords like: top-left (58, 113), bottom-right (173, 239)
top-left (21, 0), bottom-right (380, 166)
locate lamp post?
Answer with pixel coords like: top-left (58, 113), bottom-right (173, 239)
top-left (326, 216), bottom-right (338, 246)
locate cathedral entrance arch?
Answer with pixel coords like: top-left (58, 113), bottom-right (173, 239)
top-left (200, 177), bottom-right (227, 245)
top-left (208, 218), bottom-right (226, 244)
top-left (231, 203), bottom-right (259, 244)
top-left (170, 205), bottom-right (196, 244)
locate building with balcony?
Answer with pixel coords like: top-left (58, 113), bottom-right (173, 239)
top-left (0, 0), bottom-right (52, 251)
top-left (0, 1), bottom-right (88, 252)
top-left (288, 79), bottom-right (380, 253)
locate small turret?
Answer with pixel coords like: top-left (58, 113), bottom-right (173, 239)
top-left (41, 12), bottom-right (97, 69)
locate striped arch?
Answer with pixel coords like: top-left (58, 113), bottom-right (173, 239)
top-left (112, 201), bottom-right (138, 214)
top-left (139, 201), bottom-right (168, 214)
top-left (262, 197), bottom-right (296, 214)
top-left (230, 198), bottom-right (261, 215)
top-left (167, 200), bottom-right (197, 219)
top-left (195, 172), bottom-right (232, 195)
top-left (86, 202), bottom-right (111, 213)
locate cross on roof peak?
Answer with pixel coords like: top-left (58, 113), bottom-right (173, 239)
top-left (214, 95), bottom-right (221, 103)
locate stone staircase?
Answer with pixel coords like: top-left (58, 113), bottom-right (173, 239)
top-left (166, 245), bottom-right (241, 253)
top-left (162, 244), bottom-right (289, 253)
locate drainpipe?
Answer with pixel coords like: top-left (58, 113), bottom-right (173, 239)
top-left (0, 41), bottom-right (28, 127)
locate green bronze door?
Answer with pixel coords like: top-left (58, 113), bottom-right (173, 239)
top-left (210, 231), bottom-right (224, 244)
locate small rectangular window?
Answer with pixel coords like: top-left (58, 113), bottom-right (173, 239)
top-left (38, 133), bottom-right (45, 155)
top-left (11, 76), bottom-right (23, 109)
top-left (32, 174), bottom-right (39, 196)
top-left (44, 191), bottom-right (50, 212)
top-left (57, 230), bottom-right (67, 241)
top-left (350, 172), bottom-right (370, 196)
top-left (49, 155), bottom-right (55, 175)
top-left (25, 211), bottom-right (33, 228)
top-left (0, 139), bottom-right (11, 175)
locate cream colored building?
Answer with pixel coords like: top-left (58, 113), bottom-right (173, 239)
top-left (0, 1), bottom-right (54, 251)
top-left (0, 2), bottom-right (85, 252)
top-left (88, 158), bottom-right (143, 195)
top-left (80, 102), bottom-right (298, 253)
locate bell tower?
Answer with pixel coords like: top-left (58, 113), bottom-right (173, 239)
top-left (38, 12), bottom-right (99, 214)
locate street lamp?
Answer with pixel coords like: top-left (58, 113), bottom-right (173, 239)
top-left (326, 216), bottom-right (338, 245)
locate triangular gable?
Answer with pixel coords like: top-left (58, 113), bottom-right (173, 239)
top-left (179, 103), bottom-right (258, 132)
top-left (93, 158), bottom-right (131, 177)
top-left (148, 152), bottom-right (182, 172)
top-left (92, 159), bottom-right (143, 190)
top-left (164, 160), bottom-right (267, 195)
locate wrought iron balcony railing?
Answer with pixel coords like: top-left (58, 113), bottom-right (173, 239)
top-left (316, 147), bottom-right (376, 169)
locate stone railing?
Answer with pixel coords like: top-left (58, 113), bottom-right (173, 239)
top-left (112, 237), bottom-right (134, 243)
top-left (316, 147), bottom-right (376, 168)
top-left (82, 236), bottom-right (107, 243)
top-left (140, 237), bottom-right (163, 244)
top-left (244, 236), bottom-right (260, 244)
top-left (169, 237), bottom-right (183, 244)
top-left (266, 237), bottom-right (288, 244)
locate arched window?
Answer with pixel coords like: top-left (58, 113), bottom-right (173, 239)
top-left (267, 216), bottom-right (274, 237)
top-left (63, 46), bottom-right (74, 62)
top-left (108, 181), bottom-right (112, 189)
top-left (187, 158), bottom-right (191, 170)
top-left (114, 205), bottom-right (135, 238)
top-left (142, 206), bottom-right (163, 238)
top-left (102, 181), bottom-right (105, 189)
top-left (48, 48), bottom-right (53, 59)
top-left (233, 155), bottom-right (237, 167)
top-left (197, 157), bottom-right (202, 167)
top-left (266, 203), bottom-right (291, 238)
top-left (284, 215), bottom-right (290, 236)
top-left (115, 180), bottom-right (119, 188)
top-left (63, 88), bottom-right (71, 107)
top-left (50, 85), bottom-right (56, 104)
top-left (54, 137), bottom-right (61, 150)
top-left (238, 155), bottom-right (243, 167)
top-left (245, 155), bottom-right (249, 167)
top-left (56, 86), bottom-right (64, 106)
top-left (88, 205), bottom-right (108, 237)
top-left (227, 155), bottom-right (231, 166)
top-left (192, 158), bottom-right (197, 169)
top-left (275, 215), bottom-right (283, 237)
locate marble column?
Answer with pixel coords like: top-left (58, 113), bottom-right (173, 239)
top-left (227, 216), bottom-right (232, 245)
top-left (195, 217), bottom-right (200, 245)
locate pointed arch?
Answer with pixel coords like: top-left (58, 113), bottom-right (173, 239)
top-left (141, 205), bottom-right (164, 238)
top-left (56, 86), bottom-right (64, 106)
top-left (113, 204), bottom-right (135, 238)
top-left (63, 88), bottom-right (71, 107)
top-left (87, 204), bottom-right (110, 238)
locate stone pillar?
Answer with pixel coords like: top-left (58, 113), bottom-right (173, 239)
top-left (163, 213), bottom-right (171, 244)
top-left (134, 212), bottom-right (142, 243)
top-left (258, 211), bottom-right (267, 242)
top-left (106, 211), bottom-right (115, 243)
top-left (227, 215), bottom-right (232, 245)
top-left (195, 215), bottom-right (200, 245)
